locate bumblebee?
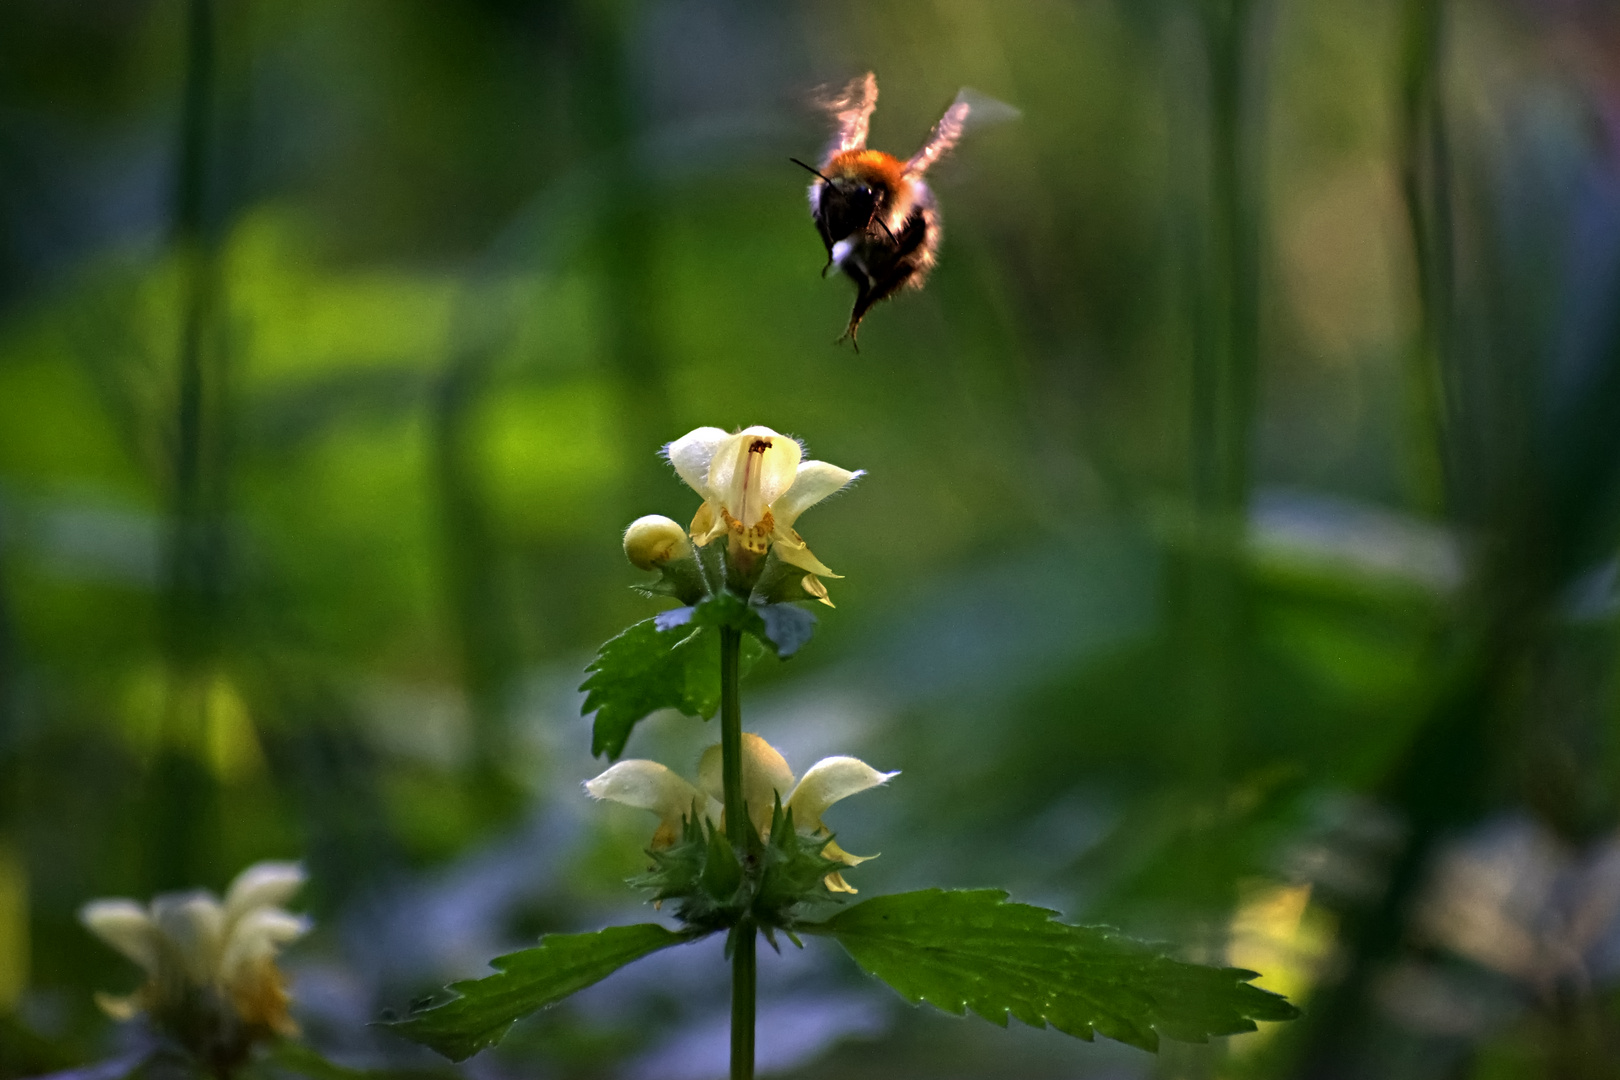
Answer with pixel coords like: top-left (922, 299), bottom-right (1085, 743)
top-left (795, 73), bottom-right (972, 346)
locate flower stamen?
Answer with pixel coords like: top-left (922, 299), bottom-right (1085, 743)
top-left (720, 507), bottom-right (775, 554)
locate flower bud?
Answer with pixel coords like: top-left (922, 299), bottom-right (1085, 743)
top-left (623, 515), bottom-right (693, 570)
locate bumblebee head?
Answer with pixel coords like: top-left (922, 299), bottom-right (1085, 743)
top-left (795, 151), bottom-right (911, 247)
top-left (819, 177), bottom-right (880, 243)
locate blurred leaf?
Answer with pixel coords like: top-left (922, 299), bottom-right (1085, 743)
top-left (810, 889), bottom-right (1299, 1052)
top-left (582, 618), bottom-right (723, 759)
top-left (382, 923), bottom-right (695, 1062)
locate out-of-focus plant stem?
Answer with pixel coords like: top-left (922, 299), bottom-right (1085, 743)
top-left (567, 1), bottom-right (674, 514)
top-left (1285, 6), bottom-right (1459, 1072)
top-left (1159, 10), bottom-right (1268, 1070)
top-left (719, 626), bottom-right (755, 1079)
top-left (431, 335), bottom-right (522, 806)
top-left (1398, 0), bottom-right (1453, 513)
top-left (1181, 0), bottom-right (1266, 711)
top-left (1197, 0), bottom-right (1262, 523)
top-left (1291, 4), bottom-right (1530, 1074)
top-left (150, 0), bottom-right (226, 893)
top-left (1171, 0), bottom-right (1267, 915)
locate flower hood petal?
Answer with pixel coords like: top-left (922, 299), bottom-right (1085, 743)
top-left (220, 909), bottom-right (311, 989)
top-left (774, 462), bottom-right (863, 530)
top-left (699, 733), bottom-right (796, 838)
top-left (665, 427), bottom-right (731, 496)
top-left (223, 862), bottom-right (305, 926)
top-left (785, 756), bottom-right (897, 831)
top-left (585, 760), bottom-right (704, 818)
top-left (585, 760), bottom-right (706, 847)
top-left (151, 892), bottom-right (227, 985)
top-left (81, 900), bottom-right (161, 974)
top-left (707, 428), bottom-right (801, 529)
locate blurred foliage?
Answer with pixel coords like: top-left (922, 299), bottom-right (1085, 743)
top-left (2, 0), bottom-right (1620, 1077)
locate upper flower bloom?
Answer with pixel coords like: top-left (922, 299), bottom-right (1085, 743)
top-left (588, 733), bottom-right (896, 894)
top-left (664, 426), bottom-right (862, 578)
top-left (81, 862), bottom-right (310, 1056)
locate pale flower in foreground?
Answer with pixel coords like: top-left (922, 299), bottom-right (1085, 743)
top-left (587, 733), bottom-right (896, 893)
top-left (664, 426), bottom-right (862, 579)
top-left (80, 861), bottom-right (310, 1055)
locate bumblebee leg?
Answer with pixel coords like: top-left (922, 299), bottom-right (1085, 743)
top-left (838, 276), bottom-right (878, 350)
top-left (836, 318), bottom-right (862, 353)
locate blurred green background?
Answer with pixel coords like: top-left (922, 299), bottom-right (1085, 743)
top-left (4, 0), bottom-right (1620, 1076)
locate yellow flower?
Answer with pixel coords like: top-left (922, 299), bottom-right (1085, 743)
top-left (80, 862), bottom-right (309, 1051)
top-left (588, 734), bottom-right (895, 894)
top-left (664, 426), bottom-right (862, 578)
top-left (623, 514), bottom-right (694, 570)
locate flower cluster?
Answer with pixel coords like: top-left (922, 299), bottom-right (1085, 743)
top-left (625, 425), bottom-right (862, 606)
top-left (81, 862), bottom-right (309, 1068)
top-left (588, 733), bottom-right (896, 895)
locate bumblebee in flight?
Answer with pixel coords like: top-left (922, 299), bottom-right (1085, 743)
top-left (795, 73), bottom-right (973, 346)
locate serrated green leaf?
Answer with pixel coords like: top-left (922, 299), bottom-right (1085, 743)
top-left (383, 924), bottom-right (693, 1061)
top-left (809, 889), bottom-right (1299, 1052)
top-left (582, 618), bottom-right (720, 759)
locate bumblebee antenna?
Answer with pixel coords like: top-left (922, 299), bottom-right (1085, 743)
top-left (789, 157), bottom-right (833, 183)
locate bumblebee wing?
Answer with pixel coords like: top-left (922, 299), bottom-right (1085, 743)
top-left (904, 88), bottom-right (1019, 176)
top-left (823, 72), bottom-right (879, 155)
top-left (904, 97), bottom-right (970, 176)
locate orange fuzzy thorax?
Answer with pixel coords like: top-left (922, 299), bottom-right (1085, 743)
top-left (824, 148), bottom-right (905, 185)
top-left (823, 149), bottom-right (916, 227)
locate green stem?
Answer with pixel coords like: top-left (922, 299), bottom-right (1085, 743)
top-left (718, 625), bottom-right (754, 1079)
top-left (720, 627), bottom-right (746, 846)
top-left (731, 920), bottom-right (757, 1080)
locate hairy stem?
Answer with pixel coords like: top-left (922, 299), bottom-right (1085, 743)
top-left (719, 626), bottom-right (755, 1079)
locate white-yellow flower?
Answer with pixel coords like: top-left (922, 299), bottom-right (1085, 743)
top-left (587, 734), bottom-right (896, 894)
top-left (80, 862), bottom-right (309, 1044)
top-left (664, 426), bottom-right (862, 578)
